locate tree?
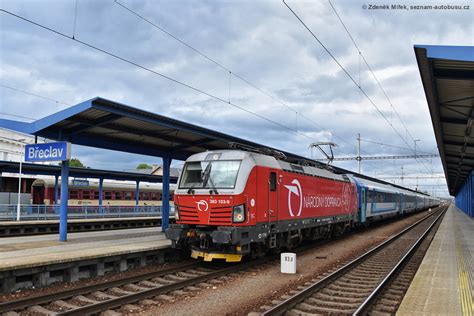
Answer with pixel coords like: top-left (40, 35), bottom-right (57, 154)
top-left (136, 163), bottom-right (152, 170)
top-left (59, 158), bottom-right (86, 168)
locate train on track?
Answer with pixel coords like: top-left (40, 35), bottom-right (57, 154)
top-left (30, 178), bottom-right (175, 206)
top-left (166, 149), bottom-right (440, 262)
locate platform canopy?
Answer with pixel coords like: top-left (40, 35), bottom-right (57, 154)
top-left (0, 161), bottom-right (178, 183)
top-left (0, 97), bottom-right (320, 162)
top-left (415, 45), bottom-right (474, 195)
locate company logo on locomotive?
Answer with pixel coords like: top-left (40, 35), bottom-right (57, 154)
top-left (284, 179), bottom-right (303, 217)
top-left (195, 200), bottom-right (209, 212)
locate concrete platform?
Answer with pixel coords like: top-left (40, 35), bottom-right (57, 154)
top-left (0, 228), bottom-right (173, 292)
top-left (0, 216), bottom-right (171, 236)
top-left (397, 204), bottom-right (473, 315)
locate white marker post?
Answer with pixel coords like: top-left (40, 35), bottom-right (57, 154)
top-left (281, 252), bottom-right (297, 274)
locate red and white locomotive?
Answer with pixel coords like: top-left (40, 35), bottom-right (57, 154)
top-left (166, 148), bottom-right (359, 262)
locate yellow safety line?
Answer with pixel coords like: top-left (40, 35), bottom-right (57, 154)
top-left (455, 230), bottom-right (474, 316)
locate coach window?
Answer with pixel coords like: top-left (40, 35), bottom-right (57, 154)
top-left (114, 191), bottom-right (122, 200)
top-left (105, 191), bottom-right (112, 200)
top-left (270, 172), bottom-right (277, 191)
top-left (82, 190), bottom-right (91, 200)
top-left (151, 192), bottom-right (158, 200)
top-left (124, 191), bottom-right (133, 200)
top-left (69, 190), bottom-right (79, 199)
top-left (93, 190), bottom-right (99, 200)
top-left (142, 192), bottom-right (149, 200)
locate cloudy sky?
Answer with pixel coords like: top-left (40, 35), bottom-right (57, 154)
top-left (1, 0), bottom-right (472, 197)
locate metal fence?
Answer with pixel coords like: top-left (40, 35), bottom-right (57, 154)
top-left (0, 204), bottom-right (175, 221)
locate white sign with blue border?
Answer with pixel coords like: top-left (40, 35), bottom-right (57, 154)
top-left (25, 141), bottom-right (71, 162)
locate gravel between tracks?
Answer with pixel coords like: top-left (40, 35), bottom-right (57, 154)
top-left (136, 211), bottom-right (432, 315)
top-left (0, 261), bottom-right (190, 304)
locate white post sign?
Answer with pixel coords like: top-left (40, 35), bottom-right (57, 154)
top-left (281, 252), bottom-right (297, 274)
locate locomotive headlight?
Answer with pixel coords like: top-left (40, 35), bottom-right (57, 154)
top-left (174, 205), bottom-right (180, 220)
top-left (233, 204), bottom-right (246, 223)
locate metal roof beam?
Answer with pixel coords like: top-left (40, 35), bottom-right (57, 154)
top-left (444, 140), bottom-right (474, 148)
top-left (67, 113), bottom-right (123, 135)
top-left (62, 118), bottom-right (222, 151)
top-left (440, 117), bottom-right (469, 125)
top-left (433, 68), bottom-right (474, 80)
top-left (440, 96), bottom-right (474, 106)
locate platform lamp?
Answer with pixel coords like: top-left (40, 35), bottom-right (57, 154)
top-left (16, 138), bottom-right (26, 221)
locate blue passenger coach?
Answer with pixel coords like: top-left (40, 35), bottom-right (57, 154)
top-left (350, 175), bottom-right (439, 224)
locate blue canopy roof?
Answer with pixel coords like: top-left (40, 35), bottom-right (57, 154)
top-left (415, 44), bottom-right (474, 195)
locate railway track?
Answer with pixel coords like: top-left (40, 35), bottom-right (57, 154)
top-left (0, 259), bottom-right (265, 315)
top-left (262, 205), bottom-right (447, 315)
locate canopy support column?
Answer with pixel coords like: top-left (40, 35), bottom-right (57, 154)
top-left (54, 175), bottom-right (59, 214)
top-left (99, 177), bottom-right (104, 214)
top-left (162, 157), bottom-right (171, 231)
top-left (59, 160), bottom-right (69, 242)
top-left (135, 180), bottom-right (140, 207)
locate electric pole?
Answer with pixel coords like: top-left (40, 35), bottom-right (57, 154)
top-left (357, 133), bottom-right (361, 174)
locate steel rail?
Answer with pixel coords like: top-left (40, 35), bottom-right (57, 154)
top-left (262, 205), bottom-right (447, 315)
top-left (57, 258), bottom-right (267, 315)
top-left (353, 206), bottom-right (446, 315)
top-left (0, 262), bottom-right (199, 312)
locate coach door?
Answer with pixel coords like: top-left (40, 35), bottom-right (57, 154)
top-left (360, 187), bottom-right (366, 223)
top-left (268, 171), bottom-right (279, 222)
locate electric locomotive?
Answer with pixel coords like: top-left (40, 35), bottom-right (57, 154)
top-left (166, 149), bottom-right (359, 262)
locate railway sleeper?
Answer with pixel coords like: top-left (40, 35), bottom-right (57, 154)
top-left (123, 283), bottom-right (148, 292)
top-left (154, 294), bottom-right (174, 302)
top-left (338, 276), bottom-right (378, 286)
top-left (90, 291), bottom-right (118, 300)
top-left (321, 287), bottom-right (370, 298)
top-left (177, 271), bottom-right (201, 278)
top-left (108, 287), bottom-right (134, 296)
top-left (140, 299), bottom-right (159, 306)
top-left (332, 280), bottom-right (377, 290)
top-left (376, 297), bottom-right (400, 307)
top-left (138, 280), bottom-right (162, 288)
top-left (305, 297), bottom-right (360, 309)
top-left (295, 302), bottom-right (353, 314)
top-left (51, 300), bottom-right (79, 311)
top-left (151, 277), bottom-right (175, 284)
top-left (325, 285), bottom-right (372, 296)
top-left (312, 292), bottom-right (362, 304)
top-left (71, 295), bottom-right (99, 305)
top-left (164, 274), bottom-right (188, 282)
top-left (120, 303), bottom-right (141, 312)
top-left (372, 302), bottom-right (399, 313)
top-left (27, 305), bottom-right (56, 315)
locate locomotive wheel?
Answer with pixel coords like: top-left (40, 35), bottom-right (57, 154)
top-left (251, 243), bottom-right (267, 259)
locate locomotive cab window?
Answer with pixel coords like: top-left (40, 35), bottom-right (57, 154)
top-left (269, 172), bottom-right (277, 191)
top-left (179, 160), bottom-right (241, 189)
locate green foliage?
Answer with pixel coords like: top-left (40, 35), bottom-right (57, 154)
top-left (136, 163), bottom-right (152, 169)
top-left (69, 158), bottom-right (86, 168)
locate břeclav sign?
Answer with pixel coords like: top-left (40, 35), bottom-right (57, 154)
top-left (25, 141), bottom-right (71, 162)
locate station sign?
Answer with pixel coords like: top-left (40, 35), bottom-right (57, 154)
top-left (72, 179), bottom-right (89, 187)
top-left (25, 141), bottom-right (71, 162)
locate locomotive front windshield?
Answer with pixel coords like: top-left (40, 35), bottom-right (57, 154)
top-left (179, 160), bottom-right (241, 189)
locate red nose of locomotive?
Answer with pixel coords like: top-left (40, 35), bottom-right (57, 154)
top-left (175, 195), bottom-right (246, 226)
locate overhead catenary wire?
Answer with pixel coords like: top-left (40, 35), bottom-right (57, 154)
top-left (0, 83), bottom-right (69, 106)
top-left (327, 0), bottom-right (435, 173)
top-left (360, 138), bottom-right (438, 155)
top-left (113, 0), bottom-right (361, 156)
top-left (0, 8), bottom-right (334, 151)
top-left (283, 0), bottom-right (432, 174)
